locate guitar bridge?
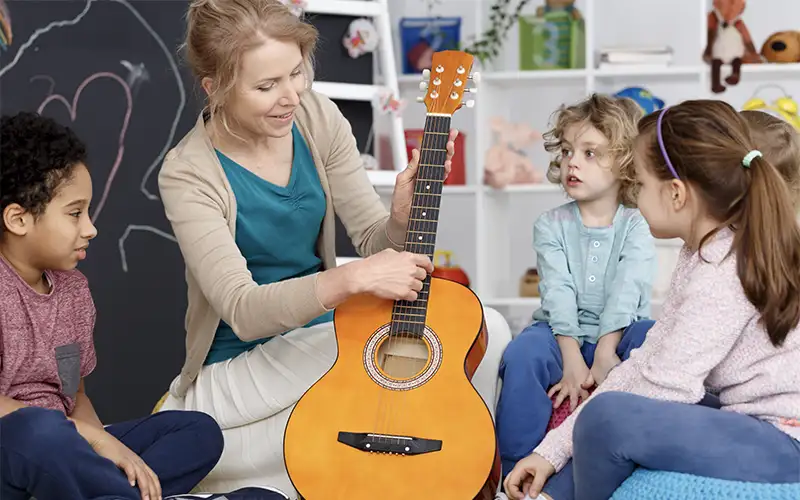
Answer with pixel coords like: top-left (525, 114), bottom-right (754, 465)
top-left (337, 432), bottom-right (442, 455)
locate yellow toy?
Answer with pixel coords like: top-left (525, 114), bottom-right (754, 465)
top-left (742, 84), bottom-right (800, 131)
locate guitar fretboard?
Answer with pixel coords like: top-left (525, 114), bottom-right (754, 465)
top-left (390, 114), bottom-right (452, 337)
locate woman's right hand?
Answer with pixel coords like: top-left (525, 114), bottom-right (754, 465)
top-left (354, 248), bottom-right (434, 301)
top-left (548, 356), bottom-right (593, 412)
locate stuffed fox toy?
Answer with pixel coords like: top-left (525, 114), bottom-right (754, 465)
top-left (703, 0), bottom-right (761, 93)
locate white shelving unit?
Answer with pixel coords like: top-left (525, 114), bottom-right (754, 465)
top-left (369, 0), bottom-right (800, 333)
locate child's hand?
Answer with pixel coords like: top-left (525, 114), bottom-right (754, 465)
top-left (591, 351), bottom-right (621, 386)
top-left (503, 452), bottom-right (556, 500)
top-left (78, 423), bottom-right (162, 500)
top-left (548, 357), bottom-right (593, 411)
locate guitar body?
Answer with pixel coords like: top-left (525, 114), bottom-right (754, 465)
top-left (284, 277), bottom-right (500, 499)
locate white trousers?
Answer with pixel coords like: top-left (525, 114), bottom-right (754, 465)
top-left (160, 307), bottom-right (512, 498)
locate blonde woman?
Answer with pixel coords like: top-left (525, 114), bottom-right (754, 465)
top-left (157, 0), bottom-right (511, 496)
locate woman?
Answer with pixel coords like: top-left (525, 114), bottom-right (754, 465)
top-left (157, 0), bottom-right (510, 496)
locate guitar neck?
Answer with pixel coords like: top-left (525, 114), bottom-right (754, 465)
top-left (391, 113), bottom-right (451, 334)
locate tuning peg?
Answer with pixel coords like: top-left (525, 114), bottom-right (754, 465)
top-left (469, 71), bottom-right (482, 83)
top-left (460, 100), bottom-right (475, 109)
top-left (465, 87), bottom-right (478, 94)
top-left (416, 96), bottom-right (425, 103)
top-left (419, 81), bottom-right (428, 91)
top-left (422, 69), bottom-right (431, 79)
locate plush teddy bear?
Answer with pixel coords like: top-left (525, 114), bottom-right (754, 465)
top-left (761, 31), bottom-right (800, 63)
top-left (484, 117), bottom-right (544, 189)
top-left (703, 0), bottom-right (762, 94)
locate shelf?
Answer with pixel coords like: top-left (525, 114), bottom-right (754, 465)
top-left (311, 82), bottom-right (377, 102)
top-left (594, 65), bottom-right (703, 78)
top-left (483, 297), bottom-right (541, 308)
top-left (304, 0), bottom-right (381, 16)
top-left (484, 69), bottom-right (588, 84)
top-left (483, 184), bottom-right (564, 194)
top-left (741, 63), bottom-right (800, 78)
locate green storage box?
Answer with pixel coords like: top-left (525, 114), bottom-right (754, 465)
top-left (519, 11), bottom-right (585, 70)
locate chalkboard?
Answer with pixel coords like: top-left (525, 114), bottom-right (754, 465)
top-left (0, 0), bottom-right (373, 423)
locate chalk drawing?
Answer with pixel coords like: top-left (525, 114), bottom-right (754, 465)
top-left (36, 71), bottom-right (132, 225)
top-left (0, 0), bottom-right (92, 77)
top-left (120, 59), bottom-right (149, 97)
top-left (30, 74), bottom-right (55, 94)
top-left (1, 0), bottom-right (188, 272)
top-left (118, 225), bottom-right (177, 273)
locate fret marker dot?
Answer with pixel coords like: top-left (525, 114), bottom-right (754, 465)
top-left (422, 212), bottom-right (427, 216)
top-left (426, 185), bottom-right (430, 190)
top-left (418, 236), bottom-right (423, 240)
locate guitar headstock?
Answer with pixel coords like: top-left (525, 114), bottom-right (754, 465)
top-left (417, 50), bottom-right (479, 116)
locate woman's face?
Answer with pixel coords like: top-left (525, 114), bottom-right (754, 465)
top-left (211, 37), bottom-right (307, 140)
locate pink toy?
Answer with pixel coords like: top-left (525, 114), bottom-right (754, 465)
top-left (484, 116), bottom-right (544, 189)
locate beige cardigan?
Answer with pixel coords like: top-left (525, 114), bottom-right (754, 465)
top-left (158, 90), bottom-right (404, 397)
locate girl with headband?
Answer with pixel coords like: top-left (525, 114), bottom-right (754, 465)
top-left (504, 99), bottom-right (800, 500)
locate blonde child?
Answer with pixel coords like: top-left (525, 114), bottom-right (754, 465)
top-left (505, 99), bottom-right (800, 500)
top-left (496, 94), bottom-right (657, 477)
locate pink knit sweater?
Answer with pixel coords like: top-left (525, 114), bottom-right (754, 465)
top-left (534, 228), bottom-right (800, 472)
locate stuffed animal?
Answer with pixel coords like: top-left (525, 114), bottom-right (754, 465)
top-left (484, 117), bottom-right (543, 189)
top-left (761, 31), bottom-right (800, 63)
top-left (703, 0), bottom-right (762, 94)
top-left (536, 0), bottom-right (582, 21)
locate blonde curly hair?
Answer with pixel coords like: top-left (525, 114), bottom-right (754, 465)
top-left (543, 93), bottom-right (643, 207)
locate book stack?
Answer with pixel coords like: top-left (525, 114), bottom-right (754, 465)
top-left (597, 46), bottom-right (674, 72)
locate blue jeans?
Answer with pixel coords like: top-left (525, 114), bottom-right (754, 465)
top-left (496, 320), bottom-right (654, 476)
top-left (1, 406), bottom-right (224, 499)
top-left (542, 392), bottom-right (800, 500)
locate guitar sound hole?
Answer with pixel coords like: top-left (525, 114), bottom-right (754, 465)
top-left (375, 334), bottom-right (431, 380)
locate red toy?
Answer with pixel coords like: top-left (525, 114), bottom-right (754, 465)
top-left (546, 387), bottom-right (596, 431)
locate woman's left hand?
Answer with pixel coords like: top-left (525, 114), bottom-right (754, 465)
top-left (390, 129), bottom-right (458, 228)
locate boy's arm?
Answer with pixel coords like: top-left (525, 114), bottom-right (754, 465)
top-left (598, 215), bottom-right (656, 346)
top-left (69, 378), bottom-right (103, 430)
top-left (533, 216), bottom-right (582, 341)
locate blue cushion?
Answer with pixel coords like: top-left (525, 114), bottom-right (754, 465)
top-left (611, 469), bottom-right (800, 500)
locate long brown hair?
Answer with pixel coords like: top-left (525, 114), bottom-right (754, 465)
top-left (741, 110), bottom-right (800, 210)
top-left (638, 99), bottom-right (800, 346)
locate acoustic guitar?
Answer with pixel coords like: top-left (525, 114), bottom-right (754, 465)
top-left (284, 50), bottom-right (500, 500)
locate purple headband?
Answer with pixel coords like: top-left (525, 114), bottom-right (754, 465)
top-left (656, 107), bottom-right (680, 180)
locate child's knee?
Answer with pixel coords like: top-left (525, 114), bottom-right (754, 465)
top-left (176, 410), bottom-right (225, 463)
top-left (1, 407), bottom-right (77, 457)
top-left (626, 319), bottom-right (655, 345)
top-left (574, 392), bottom-right (632, 445)
top-left (501, 324), bottom-right (555, 370)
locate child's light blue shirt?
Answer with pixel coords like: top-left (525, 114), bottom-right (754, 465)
top-left (531, 201), bottom-right (656, 345)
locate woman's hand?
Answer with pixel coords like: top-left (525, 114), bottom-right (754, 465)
top-left (390, 129), bottom-right (458, 229)
top-left (352, 248), bottom-right (434, 301)
top-left (548, 356), bottom-right (594, 412)
top-left (77, 422), bottom-right (162, 500)
top-left (503, 453), bottom-right (556, 500)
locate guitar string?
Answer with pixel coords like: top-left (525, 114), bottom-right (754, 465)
top-left (377, 113), bottom-right (443, 443)
top-left (382, 104), bottom-right (454, 444)
top-left (378, 114), bottom-right (437, 441)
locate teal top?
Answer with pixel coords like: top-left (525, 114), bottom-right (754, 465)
top-left (531, 201), bottom-right (656, 345)
top-left (204, 124), bottom-right (333, 365)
